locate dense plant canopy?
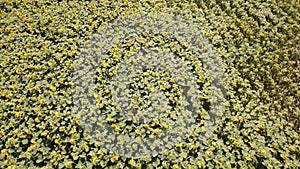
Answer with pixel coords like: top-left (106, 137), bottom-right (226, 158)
top-left (0, 0), bottom-right (299, 168)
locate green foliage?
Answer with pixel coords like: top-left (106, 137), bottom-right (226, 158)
top-left (0, 0), bottom-right (299, 168)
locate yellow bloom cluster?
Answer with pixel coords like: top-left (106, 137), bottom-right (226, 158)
top-left (0, 0), bottom-right (299, 168)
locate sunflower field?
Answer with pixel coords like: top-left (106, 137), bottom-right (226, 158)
top-left (0, 0), bottom-right (299, 169)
